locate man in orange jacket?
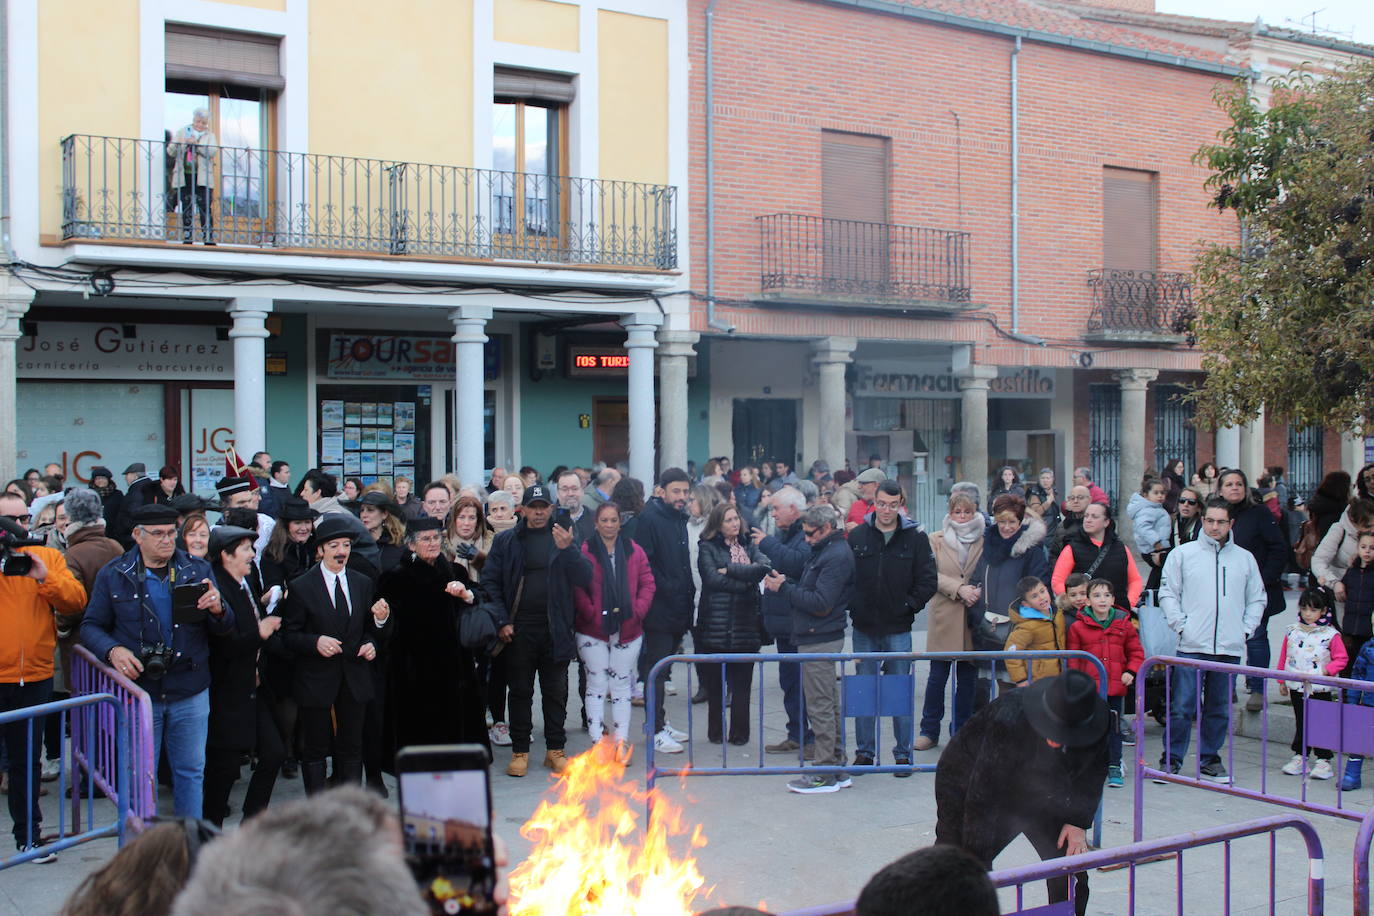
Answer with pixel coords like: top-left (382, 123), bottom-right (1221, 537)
top-left (0, 491), bottom-right (86, 863)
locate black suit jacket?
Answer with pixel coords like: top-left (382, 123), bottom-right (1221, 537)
top-left (281, 563), bottom-right (385, 708)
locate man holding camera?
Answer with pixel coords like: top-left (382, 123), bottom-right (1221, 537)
top-left (80, 503), bottom-right (231, 819)
top-left (0, 492), bottom-right (87, 862)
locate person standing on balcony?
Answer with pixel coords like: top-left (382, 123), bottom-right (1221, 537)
top-left (169, 107), bottom-right (217, 245)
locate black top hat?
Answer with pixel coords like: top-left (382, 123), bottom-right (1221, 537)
top-left (405, 516), bottom-right (444, 536)
top-left (310, 515), bottom-right (357, 548)
top-left (132, 504), bottom-right (180, 526)
top-left (207, 525), bottom-right (257, 562)
top-left (522, 483), bottom-right (552, 506)
top-left (276, 497), bottom-right (319, 523)
top-left (171, 493), bottom-right (222, 515)
top-left (1022, 670), bottom-right (1110, 747)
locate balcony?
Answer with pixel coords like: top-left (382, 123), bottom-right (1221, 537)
top-left (59, 134), bottom-right (677, 271)
top-left (757, 213), bottom-right (972, 310)
top-left (1085, 268), bottom-right (1194, 345)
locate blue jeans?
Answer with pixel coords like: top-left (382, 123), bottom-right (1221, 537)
top-left (1, 679), bottom-right (53, 847)
top-left (1245, 605), bottom-right (1275, 692)
top-left (920, 659), bottom-right (977, 742)
top-left (776, 637), bottom-right (814, 745)
top-left (852, 630), bottom-right (913, 759)
top-left (1166, 653), bottom-right (1238, 767)
top-left (151, 689), bottom-right (210, 818)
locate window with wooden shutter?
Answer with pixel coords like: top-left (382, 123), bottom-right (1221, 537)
top-left (165, 25), bottom-right (283, 90)
top-left (1102, 167), bottom-right (1158, 271)
top-left (821, 130), bottom-right (890, 292)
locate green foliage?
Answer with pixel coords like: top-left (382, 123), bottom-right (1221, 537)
top-left (1189, 61), bottom-right (1374, 433)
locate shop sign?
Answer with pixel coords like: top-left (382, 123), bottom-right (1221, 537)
top-left (18, 322), bottom-right (231, 380)
top-left (327, 333), bottom-right (499, 381)
top-left (853, 360), bottom-right (1055, 399)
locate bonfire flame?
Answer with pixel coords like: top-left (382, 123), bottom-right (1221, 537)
top-left (508, 739), bottom-right (711, 915)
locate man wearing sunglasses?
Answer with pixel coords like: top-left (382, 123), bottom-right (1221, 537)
top-left (0, 492), bottom-right (87, 863)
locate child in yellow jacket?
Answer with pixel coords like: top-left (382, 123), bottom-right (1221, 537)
top-left (1004, 576), bottom-right (1066, 685)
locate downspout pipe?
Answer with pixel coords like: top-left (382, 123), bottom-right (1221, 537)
top-left (1010, 35), bottom-right (1020, 336)
top-left (703, 0), bottom-right (735, 334)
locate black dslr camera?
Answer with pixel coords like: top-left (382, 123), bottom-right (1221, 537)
top-left (0, 517), bottom-right (45, 577)
top-left (139, 643), bottom-right (176, 679)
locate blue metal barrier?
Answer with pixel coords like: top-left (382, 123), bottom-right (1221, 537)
top-left (0, 694), bottom-right (129, 870)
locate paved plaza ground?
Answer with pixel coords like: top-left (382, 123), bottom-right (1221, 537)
top-left (2, 591), bottom-right (1362, 915)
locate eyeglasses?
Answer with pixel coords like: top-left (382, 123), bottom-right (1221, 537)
top-left (413, 534), bottom-right (443, 544)
top-left (138, 528), bottom-right (178, 541)
top-left (1178, 498), bottom-right (1198, 505)
top-left (801, 526), bottom-right (823, 539)
top-left (1, 513), bottom-right (31, 524)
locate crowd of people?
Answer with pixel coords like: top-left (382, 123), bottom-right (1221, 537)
top-left (6, 446), bottom-right (1374, 907)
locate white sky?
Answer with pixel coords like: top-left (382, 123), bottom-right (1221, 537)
top-left (1153, 0), bottom-right (1374, 44)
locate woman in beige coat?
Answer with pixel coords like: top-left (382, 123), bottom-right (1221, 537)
top-left (917, 490), bottom-right (984, 750)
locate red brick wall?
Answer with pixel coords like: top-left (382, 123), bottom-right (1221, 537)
top-left (687, 0), bottom-right (1238, 348)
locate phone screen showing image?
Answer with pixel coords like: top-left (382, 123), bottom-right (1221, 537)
top-left (399, 766), bottom-right (497, 915)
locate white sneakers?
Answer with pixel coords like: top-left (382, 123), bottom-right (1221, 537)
top-left (662, 722), bottom-right (688, 741)
top-left (654, 729), bottom-right (684, 754)
top-left (488, 722), bottom-right (512, 747)
top-left (1282, 755), bottom-right (1334, 780)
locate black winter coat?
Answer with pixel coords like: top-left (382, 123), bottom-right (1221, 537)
top-left (1229, 502), bottom-right (1289, 587)
top-left (758, 522), bottom-right (808, 639)
top-left (694, 536), bottom-right (772, 653)
top-left (934, 689), bottom-right (1107, 860)
top-left (632, 497), bottom-right (694, 634)
top-left (848, 515), bottom-right (937, 637)
top-left (1308, 491), bottom-right (1348, 543)
top-left (379, 553), bottom-right (489, 760)
top-left (782, 531), bottom-right (854, 646)
top-left (208, 564), bottom-right (283, 750)
top-left (480, 518), bottom-right (593, 663)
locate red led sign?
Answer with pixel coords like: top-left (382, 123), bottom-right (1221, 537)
top-left (568, 347), bottom-right (631, 376)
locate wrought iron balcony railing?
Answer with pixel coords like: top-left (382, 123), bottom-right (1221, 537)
top-left (1086, 268), bottom-right (1194, 338)
top-left (60, 134), bottom-right (677, 270)
top-left (757, 213), bottom-right (972, 308)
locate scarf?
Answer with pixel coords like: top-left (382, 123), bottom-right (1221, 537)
top-left (726, 536), bottom-right (750, 566)
top-left (943, 514), bottom-right (983, 565)
top-left (588, 536), bottom-right (632, 638)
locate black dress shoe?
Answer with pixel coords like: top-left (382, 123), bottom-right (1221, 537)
top-left (692, 687), bottom-right (708, 704)
top-left (893, 755), bottom-right (913, 778)
top-left (281, 758), bottom-right (299, 779)
top-left (728, 736), bottom-right (749, 747)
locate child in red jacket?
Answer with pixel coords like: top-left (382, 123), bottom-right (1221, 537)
top-left (1068, 578), bottom-right (1145, 788)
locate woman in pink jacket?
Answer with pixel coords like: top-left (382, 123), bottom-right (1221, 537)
top-left (573, 502), bottom-right (656, 744)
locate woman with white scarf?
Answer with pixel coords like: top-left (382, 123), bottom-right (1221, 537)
top-left (916, 490), bottom-right (985, 750)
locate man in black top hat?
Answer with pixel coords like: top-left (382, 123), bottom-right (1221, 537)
top-left (480, 483), bottom-right (592, 777)
top-left (934, 669), bottom-right (1109, 916)
top-left (279, 515), bottom-right (391, 795)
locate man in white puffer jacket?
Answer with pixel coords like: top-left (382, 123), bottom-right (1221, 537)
top-left (1156, 497), bottom-right (1266, 783)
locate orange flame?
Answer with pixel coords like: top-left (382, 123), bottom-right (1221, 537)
top-left (508, 740), bottom-right (711, 915)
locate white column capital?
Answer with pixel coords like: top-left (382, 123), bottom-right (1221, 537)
top-left (811, 336), bottom-right (857, 365)
top-left (622, 312), bottom-right (662, 347)
top-left (227, 298), bottom-right (272, 340)
top-left (1115, 368), bottom-right (1159, 391)
top-left (658, 329), bottom-right (699, 360)
top-left (449, 304), bottom-right (493, 324)
top-left (450, 306), bottom-right (490, 345)
top-left (955, 364), bottom-right (998, 390)
top-left (0, 297), bottom-right (31, 342)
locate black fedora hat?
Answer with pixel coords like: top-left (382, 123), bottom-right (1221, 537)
top-left (358, 491), bottom-right (403, 518)
top-left (1022, 670), bottom-right (1110, 747)
top-left (310, 515), bottom-right (357, 549)
top-left (207, 525), bottom-right (257, 562)
top-left (276, 496), bottom-right (319, 523)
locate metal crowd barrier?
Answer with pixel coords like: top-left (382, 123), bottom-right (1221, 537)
top-left (1133, 654), bottom-right (1374, 840)
top-left (70, 644), bottom-right (156, 831)
top-left (775, 813), bottom-right (1325, 916)
top-left (644, 649), bottom-right (1109, 842)
top-left (0, 694), bottom-right (129, 870)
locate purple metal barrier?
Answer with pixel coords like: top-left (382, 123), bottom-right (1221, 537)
top-left (0, 694), bottom-right (129, 870)
top-left (775, 813), bottom-right (1325, 916)
top-left (70, 644), bottom-right (156, 831)
top-left (1356, 808), bottom-right (1374, 916)
top-left (1133, 655), bottom-right (1374, 841)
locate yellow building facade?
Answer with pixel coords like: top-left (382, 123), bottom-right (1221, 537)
top-left (5, 0), bottom-right (691, 489)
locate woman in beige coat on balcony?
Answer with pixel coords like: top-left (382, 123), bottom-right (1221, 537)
top-left (168, 107), bottom-right (218, 244)
top-left (917, 489), bottom-right (985, 750)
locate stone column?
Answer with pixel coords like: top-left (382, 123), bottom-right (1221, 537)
top-left (955, 364), bottom-right (998, 490)
top-left (0, 285), bottom-right (34, 483)
top-left (227, 297), bottom-right (273, 459)
top-left (451, 305), bottom-right (492, 489)
top-left (657, 330), bottom-right (699, 474)
top-left (1215, 425), bottom-right (1241, 471)
top-left (1116, 368), bottom-right (1158, 546)
top-left (812, 336), bottom-right (856, 473)
top-left (621, 313), bottom-right (662, 486)
top-left (1240, 408), bottom-right (1266, 479)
